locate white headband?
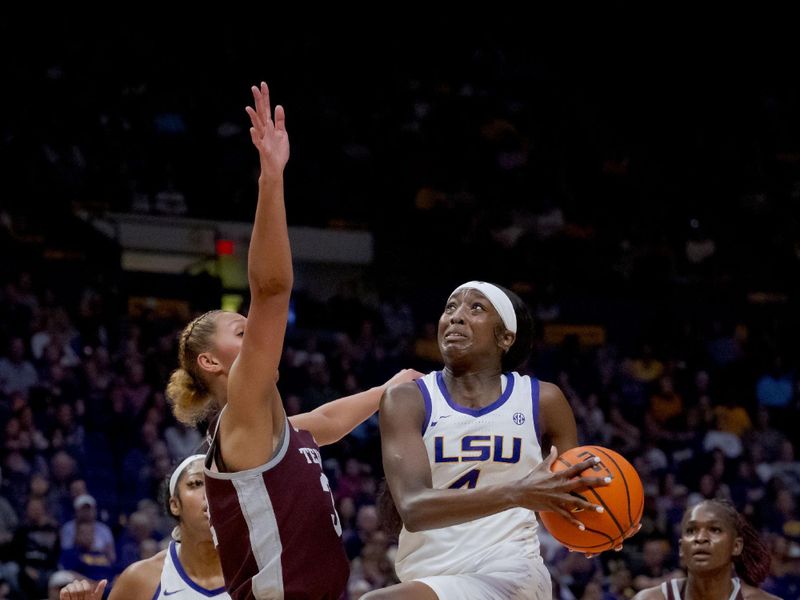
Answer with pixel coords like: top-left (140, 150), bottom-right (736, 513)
top-left (452, 281), bottom-right (517, 333)
top-left (169, 454), bottom-right (205, 497)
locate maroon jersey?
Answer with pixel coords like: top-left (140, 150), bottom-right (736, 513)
top-left (204, 417), bottom-right (349, 599)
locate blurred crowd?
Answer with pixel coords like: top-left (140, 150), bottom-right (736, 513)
top-left (4, 22), bottom-right (800, 298)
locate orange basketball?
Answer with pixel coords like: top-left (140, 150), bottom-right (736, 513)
top-left (538, 445), bottom-right (643, 553)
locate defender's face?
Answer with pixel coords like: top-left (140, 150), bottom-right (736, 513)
top-left (210, 312), bottom-right (247, 373)
top-left (679, 503), bottom-right (742, 573)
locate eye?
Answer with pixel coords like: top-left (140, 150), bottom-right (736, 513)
top-left (444, 303), bottom-right (456, 313)
top-left (236, 330), bottom-right (245, 337)
top-left (187, 478), bottom-right (204, 488)
top-left (472, 303), bottom-right (486, 311)
top-left (711, 527), bottom-right (721, 533)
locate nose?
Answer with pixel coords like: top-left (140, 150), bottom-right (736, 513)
top-left (449, 304), bottom-right (467, 324)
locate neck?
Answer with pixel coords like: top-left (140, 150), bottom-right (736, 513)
top-left (177, 533), bottom-right (223, 578)
top-left (441, 366), bottom-right (504, 408)
top-left (443, 356), bottom-right (503, 379)
top-left (208, 377), bottom-right (228, 408)
top-left (685, 567), bottom-right (734, 600)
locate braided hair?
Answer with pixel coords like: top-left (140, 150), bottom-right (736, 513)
top-left (166, 310), bottom-right (222, 425)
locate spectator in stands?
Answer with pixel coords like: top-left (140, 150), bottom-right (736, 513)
top-left (0, 468), bottom-right (17, 558)
top-left (344, 504), bottom-right (380, 560)
top-left (0, 337), bottom-right (39, 398)
top-left (632, 537), bottom-right (683, 592)
top-left (59, 495), bottom-right (115, 565)
top-left (58, 521), bottom-right (114, 583)
top-left (116, 510), bottom-right (158, 570)
top-left (756, 357), bottom-right (794, 418)
top-left (13, 497), bottom-right (60, 598)
top-left (747, 408), bottom-right (789, 463)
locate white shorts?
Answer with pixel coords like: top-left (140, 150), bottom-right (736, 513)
top-left (413, 558), bottom-right (551, 600)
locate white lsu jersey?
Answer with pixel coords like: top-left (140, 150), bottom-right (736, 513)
top-left (153, 541), bottom-right (229, 599)
top-left (395, 370), bottom-right (545, 582)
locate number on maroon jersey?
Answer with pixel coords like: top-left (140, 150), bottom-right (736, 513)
top-left (320, 473), bottom-right (343, 536)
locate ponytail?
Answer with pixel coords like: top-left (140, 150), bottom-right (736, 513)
top-left (166, 310), bottom-right (221, 425)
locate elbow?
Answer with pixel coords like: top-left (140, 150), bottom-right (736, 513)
top-left (403, 519), bottom-right (423, 533)
top-left (312, 413), bottom-right (346, 447)
top-left (396, 498), bottom-right (425, 533)
top-left (248, 274), bottom-right (293, 299)
top-left (314, 428), bottom-right (341, 447)
top-left (398, 510), bottom-right (420, 532)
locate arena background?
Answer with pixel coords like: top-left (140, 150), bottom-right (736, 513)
top-left (1, 17), bottom-right (799, 599)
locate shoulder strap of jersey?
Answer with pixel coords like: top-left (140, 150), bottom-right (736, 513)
top-left (528, 375), bottom-right (541, 444)
top-left (662, 578), bottom-right (684, 600)
top-left (417, 371), bottom-right (438, 435)
top-left (731, 577), bottom-right (743, 600)
top-left (205, 405), bottom-right (229, 472)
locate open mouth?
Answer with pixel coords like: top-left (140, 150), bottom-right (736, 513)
top-left (444, 331), bottom-right (467, 340)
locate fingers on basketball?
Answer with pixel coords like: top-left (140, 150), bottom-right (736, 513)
top-left (539, 446), bottom-right (644, 554)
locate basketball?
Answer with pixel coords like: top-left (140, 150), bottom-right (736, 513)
top-left (539, 445), bottom-right (643, 553)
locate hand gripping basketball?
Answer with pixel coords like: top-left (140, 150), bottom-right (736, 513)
top-left (518, 446), bottom-right (612, 530)
top-left (538, 446), bottom-right (644, 556)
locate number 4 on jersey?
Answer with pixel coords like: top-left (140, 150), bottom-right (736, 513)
top-left (449, 468), bottom-right (481, 489)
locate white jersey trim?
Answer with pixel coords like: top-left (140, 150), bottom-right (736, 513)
top-left (435, 371), bottom-right (515, 417)
top-left (232, 476), bottom-right (284, 599)
top-left (158, 542), bottom-right (229, 599)
top-left (204, 412), bottom-right (291, 481)
top-left (662, 577), bottom-right (741, 600)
